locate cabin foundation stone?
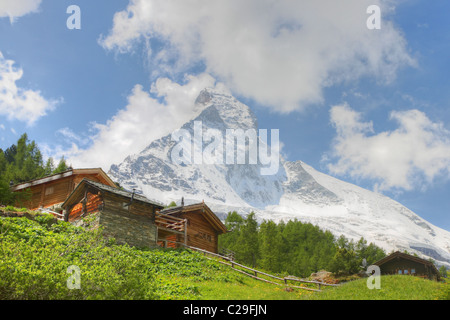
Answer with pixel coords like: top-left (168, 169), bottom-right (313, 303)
top-left (99, 209), bottom-right (158, 248)
top-left (70, 210), bottom-right (158, 247)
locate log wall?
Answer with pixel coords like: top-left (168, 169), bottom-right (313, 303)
top-left (15, 174), bottom-right (111, 210)
top-left (182, 210), bottom-right (219, 253)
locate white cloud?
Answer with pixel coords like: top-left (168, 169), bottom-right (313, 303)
top-left (100, 0), bottom-right (415, 113)
top-left (0, 0), bottom-right (42, 23)
top-left (47, 73), bottom-right (221, 169)
top-left (57, 127), bottom-right (90, 146)
top-left (0, 51), bottom-right (58, 125)
top-left (326, 104), bottom-right (450, 192)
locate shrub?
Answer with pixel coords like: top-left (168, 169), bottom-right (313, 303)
top-left (0, 217), bottom-right (158, 300)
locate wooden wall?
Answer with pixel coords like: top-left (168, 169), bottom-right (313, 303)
top-left (17, 176), bottom-right (73, 210)
top-left (181, 209), bottom-right (219, 253)
top-left (68, 192), bottom-right (103, 222)
top-left (379, 258), bottom-right (437, 280)
top-left (16, 174), bottom-right (111, 210)
top-left (157, 234), bottom-right (178, 249)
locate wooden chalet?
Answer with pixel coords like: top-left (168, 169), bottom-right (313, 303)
top-left (158, 201), bottom-right (228, 254)
top-left (11, 168), bottom-right (117, 212)
top-left (61, 179), bottom-right (188, 249)
top-left (373, 251), bottom-right (441, 281)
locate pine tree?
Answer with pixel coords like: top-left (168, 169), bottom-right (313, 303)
top-left (53, 156), bottom-right (69, 174)
top-left (3, 144), bottom-right (17, 164)
top-left (44, 157), bottom-right (55, 176)
top-left (439, 265), bottom-right (448, 279)
top-left (0, 133), bottom-right (68, 205)
top-left (166, 201), bottom-right (177, 208)
top-left (259, 220), bottom-right (282, 272)
top-left (0, 149), bottom-right (6, 176)
top-left (237, 212), bottom-right (259, 267)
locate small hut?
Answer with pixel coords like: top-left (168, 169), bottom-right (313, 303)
top-left (373, 251), bottom-right (441, 281)
top-left (158, 201), bottom-right (228, 253)
top-left (61, 179), bottom-right (166, 248)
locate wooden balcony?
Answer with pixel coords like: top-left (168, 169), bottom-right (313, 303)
top-left (155, 211), bottom-right (187, 235)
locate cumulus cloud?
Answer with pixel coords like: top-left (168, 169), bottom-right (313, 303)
top-left (326, 104), bottom-right (450, 192)
top-left (47, 73), bottom-right (223, 169)
top-left (0, 51), bottom-right (58, 125)
top-left (99, 0), bottom-right (415, 113)
top-left (0, 0), bottom-right (42, 23)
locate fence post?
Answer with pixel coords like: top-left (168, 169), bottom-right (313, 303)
top-left (184, 219), bottom-right (187, 246)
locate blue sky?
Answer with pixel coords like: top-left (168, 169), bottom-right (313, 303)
top-left (0, 0), bottom-right (449, 231)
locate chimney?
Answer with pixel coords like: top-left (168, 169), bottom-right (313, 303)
top-left (181, 197), bottom-right (184, 206)
top-left (125, 188), bottom-right (136, 208)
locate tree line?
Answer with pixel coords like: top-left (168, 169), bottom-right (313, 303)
top-left (0, 133), bottom-right (68, 205)
top-left (219, 211), bottom-right (386, 278)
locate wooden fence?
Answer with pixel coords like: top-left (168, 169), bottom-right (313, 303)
top-left (159, 239), bottom-right (339, 292)
top-left (38, 207), bottom-right (65, 221)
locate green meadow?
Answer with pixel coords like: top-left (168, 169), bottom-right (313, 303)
top-left (0, 214), bottom-right (448, 300)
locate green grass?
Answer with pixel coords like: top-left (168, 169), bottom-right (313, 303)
top-left (302, 275), bottom-right (449, 300)
top-left (0, 214), bottom-right (448, 300)
top-left (193, 278), bottom-right (313, 300)
top-left (2, 206), bottom-right (30, 213)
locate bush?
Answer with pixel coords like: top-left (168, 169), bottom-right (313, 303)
top-left (0, 216), bottom-right (239, 300)
top-left (0, 217), bottom-right (159, 300)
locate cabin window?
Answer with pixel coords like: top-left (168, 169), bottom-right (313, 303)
top-left (45, 186), bottom-right (54, 195)
top-left (411, 269), bottom-right (415, 274)
top-left (196, 232), bottom-right (213, 242)
top-left (398, 270), bottom-right (402, 274)
top-left (404, 269), bottom-right (408, 274)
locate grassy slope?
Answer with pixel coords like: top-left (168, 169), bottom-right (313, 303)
top-left (303, 275), bottom-right (449, 300)
top-left (0, 213), bottom-right (448, 300)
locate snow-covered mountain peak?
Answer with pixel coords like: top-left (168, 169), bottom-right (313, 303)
top-left (109, 88), bottom-right (450, 269)
top-left (193, 88), bottom-right (257, 130)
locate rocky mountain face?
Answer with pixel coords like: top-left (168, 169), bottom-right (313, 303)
top-left (109, 88), bottom-right (450, 268)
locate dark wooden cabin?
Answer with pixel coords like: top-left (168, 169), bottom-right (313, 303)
top-left (61, 179), bottom-right (169, 248)
top-left (158, 202), bottom-right (228, 253)
top-left (374, 251), bottom-right (441, 281)
top-left (11, 168), bottom-right (117, 212)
